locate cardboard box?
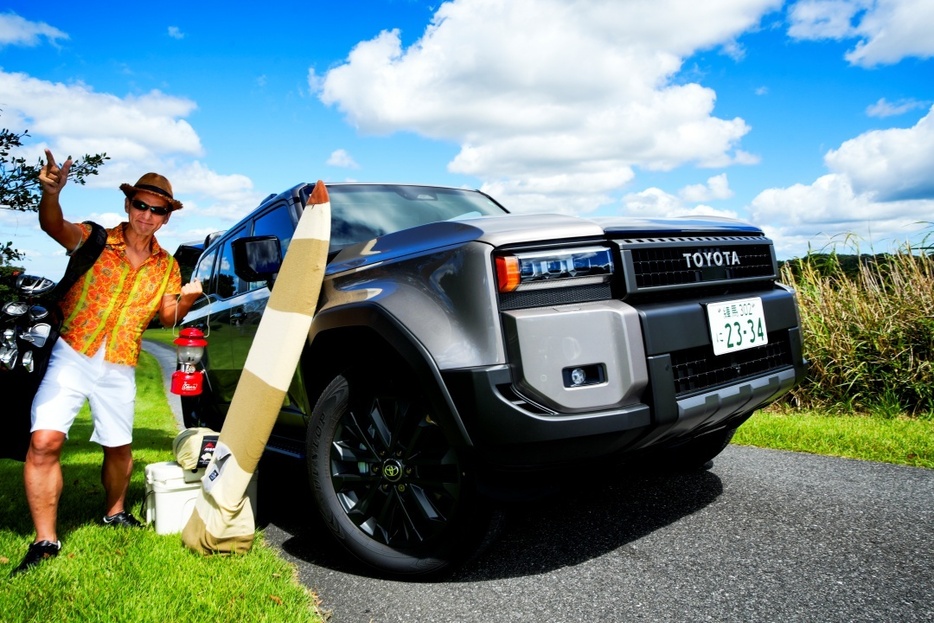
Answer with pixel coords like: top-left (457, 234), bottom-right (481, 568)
top-left (144, 461), bottom-right (257, 535)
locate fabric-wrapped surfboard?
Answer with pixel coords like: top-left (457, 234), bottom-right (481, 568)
top-left (182, 181), bottom-right (330, 554)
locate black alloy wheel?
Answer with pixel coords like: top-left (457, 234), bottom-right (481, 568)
top-left (307, 371), bottom-right (485, 577)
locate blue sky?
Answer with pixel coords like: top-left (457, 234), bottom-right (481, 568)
top-left (1, 0), bottom-right (932, 278)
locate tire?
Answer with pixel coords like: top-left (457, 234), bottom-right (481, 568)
top-left (667, 427), bottom-right (737, 471)
top-left (307, 370), bottom-right (487, 578)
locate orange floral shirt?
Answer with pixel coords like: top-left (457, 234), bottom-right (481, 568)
top-left (59, 222), bottom-right (181, 366)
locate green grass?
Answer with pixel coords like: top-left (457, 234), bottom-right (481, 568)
top-left (143, 326), bottom-right (182, 348)
top-left (735, 405), bottom-right (934, 468)
top-left (0, 350), bottom-right (322, 622)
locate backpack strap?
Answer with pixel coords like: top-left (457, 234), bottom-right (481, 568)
top-left (50, 221), bottom-right (108, 301)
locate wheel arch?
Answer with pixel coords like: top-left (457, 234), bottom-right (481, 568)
top-left (301, 303), bottom-right (475, 448)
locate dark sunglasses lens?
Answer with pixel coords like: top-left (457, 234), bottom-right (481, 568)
top-left (131, 199), bottom-right (169, 216)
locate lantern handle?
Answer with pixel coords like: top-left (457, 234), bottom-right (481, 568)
top-left (173, 292), bottom-right (211, 339)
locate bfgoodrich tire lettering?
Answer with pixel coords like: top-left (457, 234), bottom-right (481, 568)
top-left (307, 370), bottom-right (486, 577)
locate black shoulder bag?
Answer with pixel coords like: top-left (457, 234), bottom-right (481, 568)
top-left (0, 222), bottom-right (107, 461)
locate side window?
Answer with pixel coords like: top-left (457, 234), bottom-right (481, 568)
top-left (189, 248), bottom-right (218, 309)
top-left (216, 227), bottom-right (247, 299)
top-left (253, 204), bottom-right (295, 256)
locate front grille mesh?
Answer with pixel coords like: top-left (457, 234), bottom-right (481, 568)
top-left (627, 242), bottom-right (775, 290)
top-left (670, 332), bottom-right (793, 396)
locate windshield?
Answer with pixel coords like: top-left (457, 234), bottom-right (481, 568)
top-left (302, 184), bottom-right (508, 250)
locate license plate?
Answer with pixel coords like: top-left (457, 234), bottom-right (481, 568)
top-left (706, 297), bottom-right (768, 356)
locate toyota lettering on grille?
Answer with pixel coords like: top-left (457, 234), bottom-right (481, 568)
top-left (683, 250), bottom-right (741, 268)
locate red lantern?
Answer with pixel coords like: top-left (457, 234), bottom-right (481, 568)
top-left (171, 327), bottom-right (207, 396)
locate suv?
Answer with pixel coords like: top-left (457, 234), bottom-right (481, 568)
top-left (178, 182), bottom-right (806, 577)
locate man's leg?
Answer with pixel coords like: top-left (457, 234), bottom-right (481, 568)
top-left (101, 444), bottom-right (133, 517)
top-left (24, 429), bottom-right (67, 543)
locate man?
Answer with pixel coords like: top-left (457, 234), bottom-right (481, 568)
top-left (11, 150), bottom-right (203, 575)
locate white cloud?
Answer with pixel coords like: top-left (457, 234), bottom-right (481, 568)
top-left (621, 178), bottom-right (740, 221)
top-left (0, 70), bottom-right (262, 238)
top-left (168, 26), bottom-right (185, 40)
top-left (846, 0), bottom-right (934, 66)
top-left (0, 12), bottom-right (67, 47)
top-left (327, 149), bottom-right (360, 169)
top-left (825, 105), bottom-right (934, 200)
top-left (679, 173), bottom-right (734, 202)
top-left (0, 70), bottom-right (203, 164)
top-left (788, 0), bottom-right (934, 66)
top-left (172, 161), bottom-right (256, 203)
top-left (866, 97), bottom-right (927, 118)
top-left (750, 106), bottom-right (934, 256)
top-left (307, 68), bottom-right (324, 93)
top-left (316, 0), bottom-right (781, 212)
top-left (621, 187), bottom-right (688, 217)
top-left (787, 0), bottom-right (867, 39)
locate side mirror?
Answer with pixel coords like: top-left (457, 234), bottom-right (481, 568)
top-left (232, 236), bottom-right (282, 285)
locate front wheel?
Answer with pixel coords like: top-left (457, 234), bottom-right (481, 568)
top-left (307, 370), bottom-right (488, 578)
top-left (667, 427), bottom-right (737, 471)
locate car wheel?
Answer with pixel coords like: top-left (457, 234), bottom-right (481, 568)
top-left (668, 427), bottom-right (737, 471)
top-left (307, 370), bottom-right (486, 578)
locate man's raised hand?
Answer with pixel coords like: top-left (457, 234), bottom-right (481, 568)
top-left (38, 149), bottom-right (73, 196)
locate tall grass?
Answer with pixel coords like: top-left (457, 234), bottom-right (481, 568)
top-left (781, 242), bottom-right (934, 417)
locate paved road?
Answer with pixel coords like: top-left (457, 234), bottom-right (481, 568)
top-left (143, 340), bottom-right (184, 429)
top-left (259, 446), bottom-right (933, 623)
top-left (145, 343), bottom-right (932, 622)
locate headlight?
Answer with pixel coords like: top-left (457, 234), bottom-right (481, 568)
top-left (495, 246), bottom-right (614, 293)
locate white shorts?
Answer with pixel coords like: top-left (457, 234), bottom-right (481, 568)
top-left (31, 338), bottom-right (137, 447)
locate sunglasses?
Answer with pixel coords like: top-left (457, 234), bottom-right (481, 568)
top-left (130, 198), bottom-right (171, 216)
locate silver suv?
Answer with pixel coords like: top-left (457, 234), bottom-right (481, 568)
top-left (178, 182), bottom-right (806, 577)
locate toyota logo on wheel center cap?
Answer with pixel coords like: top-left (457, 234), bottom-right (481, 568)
top-left (381, 459), bottom-right (403, 482)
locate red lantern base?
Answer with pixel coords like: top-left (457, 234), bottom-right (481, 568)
top-left (171, 370), bottom-right (204, 396)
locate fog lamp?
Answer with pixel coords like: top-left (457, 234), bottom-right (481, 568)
top-left (171, 327), bottom-right (207, 396)
top-left (562, 363), bottom-right (607, 388)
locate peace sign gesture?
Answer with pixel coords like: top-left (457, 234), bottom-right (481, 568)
top-left (38, 149), bottom-right (73, 197)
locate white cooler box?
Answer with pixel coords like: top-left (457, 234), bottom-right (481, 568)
top-left (144, 461), bottom-right (258, 535)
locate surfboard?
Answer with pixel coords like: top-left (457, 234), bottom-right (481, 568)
top-left (182, 181), bottom-right (331, 554)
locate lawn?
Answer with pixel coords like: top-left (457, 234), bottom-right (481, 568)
top-left (735, 405), bottom-right (934, 468)
top-left (0, 349), bottom-right (323, 622)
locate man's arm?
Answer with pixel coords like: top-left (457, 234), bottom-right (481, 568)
top-left (37, 149), bottom-right (83, 251)
top-left (159, 279), bottom-right (203, 327)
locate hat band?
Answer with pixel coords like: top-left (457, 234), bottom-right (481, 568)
top-left (135, 183), bottom-right (174, 200)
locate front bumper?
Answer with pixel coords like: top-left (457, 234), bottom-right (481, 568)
top-left (443, 360), bottom-right (797, 468)
top-left (442, 288), bottom-right (806, 468)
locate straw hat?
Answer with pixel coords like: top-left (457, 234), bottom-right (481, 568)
top-left (119, 172), bottom-right (183, 211)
